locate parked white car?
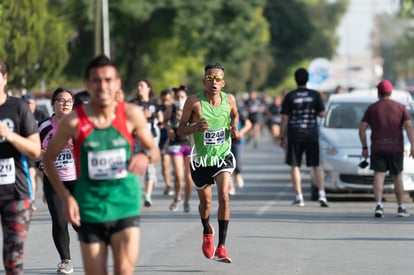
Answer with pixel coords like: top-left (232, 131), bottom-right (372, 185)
top-left (310, 89), bottom-right (414, 201)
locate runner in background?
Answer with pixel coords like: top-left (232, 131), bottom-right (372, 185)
top-left (165, 85), bottom-right (193, 212)
top-left (0, 58), bottom-right (41, 274)
top-left (265, 94), bottom-right (284, 151)
top-left (39, 87), bottom-right (77, 274)
top-left (159, 88), bottom-right (174, 196)
top-left (129, 78), bottom-right (163, 207)
top-left (244, 90), bottom-right (265, 148)
top-left (22, 92), bottom-right (49, 210)
top-left (229, 106), bottom-right (252, 195)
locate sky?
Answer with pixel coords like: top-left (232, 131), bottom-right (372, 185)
top-left (336, 0), bottom-right (399, 56)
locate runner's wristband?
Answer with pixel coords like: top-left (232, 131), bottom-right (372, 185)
top-left (140, 149), bottom-right (152, 160)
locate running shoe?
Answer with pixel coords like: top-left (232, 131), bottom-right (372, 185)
top-left (202, 224), bottom-right (215, 259)
top-left (292, 198), bottom-right (305, 207)
top-left (169, 197), bottom-right (182, 212)
top-left (374, 205), bottom-right (384, 218)
top-left (397, 206), bottom-right (410, 217)
top-left (57, 259), bottom-right (73, 274)
top-left (213, 244), bottom-right (232, 263)
top-left (318, 196), bottom-right (329, 207)
top-left (163, 186), bottom-right (174, 196)
top-left (183, 202), bottom-right (191, 213)
top-left (31, 200), bottom-right (37, 211)
top-left (235, 174), bottom-right (244, 188)
top-left (144, 194), bottom-right (152, 207)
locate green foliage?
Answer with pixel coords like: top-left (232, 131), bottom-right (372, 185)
top-left (378, 1), bottom-right (414, 83)
top-left (64, 0), bottom-right (272, 94)
top-left (303, 0), bottom-right (348, 57)
top-left (264, 0), bottom-right (348, 90)
top-left (380, 12), bottom-right (414, 83)
top-left (0, 0), bottom-right (348, 96)
top-left (0, 0), bottom-right (69, 91)
top-left (264, 1), bottom-right (312, 87)
top-left (399, 0), bottom-right (414, 17)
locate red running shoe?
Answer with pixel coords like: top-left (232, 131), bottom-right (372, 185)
top-left (213, 244), bottom-right (232, 263)
top-left (202, 224), bottom-right (215, 259)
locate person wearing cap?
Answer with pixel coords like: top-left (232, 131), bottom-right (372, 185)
top-left (359, 80), bottom-right (414, 218)
top-left (22, 92), bottom-right (48, 123)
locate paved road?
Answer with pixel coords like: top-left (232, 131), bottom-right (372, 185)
top-left (4, 133), bottom-right (414, 274)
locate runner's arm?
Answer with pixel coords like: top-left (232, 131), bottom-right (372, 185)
top-left (177, 95), bottom-right (200, 136)
top-left (403, 119), bottom-right (414, 158)
top-left (228, 93), bottom-right (239, 139)
top-left (0, 122), bottom-right (41, 160)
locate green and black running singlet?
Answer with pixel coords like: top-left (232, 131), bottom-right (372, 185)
top-left (190, 91), bottom-right (231, 166)
top-left (74, 101), bottom-right (141, 223)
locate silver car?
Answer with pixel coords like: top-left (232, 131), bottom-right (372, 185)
top-left (35, 98), bottom-right (53, 117)
top-left (310, 89), bottom-right (414, 201)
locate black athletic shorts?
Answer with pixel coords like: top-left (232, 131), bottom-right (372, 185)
top-left (370, 152), bottom-right (403, 175)
top-left (77, 215), bottom-right (140, 244)
top-left (190, 153), bottom-right (236, 189)
top-left (286, 140), bottom-right (320, 167)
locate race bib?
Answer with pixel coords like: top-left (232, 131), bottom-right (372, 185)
top-left (0, 158), bottom-right (15, 185)
top-left (55, 149), bottom-right (75, 169)
top-left (87, 148), bottom-right (127, 180)
top-left (204, 128), bottom-right (225, 146)
top-left (168, 145), bottom-right (181, 154)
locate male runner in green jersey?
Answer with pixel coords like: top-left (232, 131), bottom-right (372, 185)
top-left (177, 63), bottom-right (239, 263)
top-left (43, 55), bottom-right (160, 275)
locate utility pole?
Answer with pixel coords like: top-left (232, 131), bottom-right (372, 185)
top-left (94, 0), bottom-right (110, 57)
top-left (372, 0), bottom-right (383, 84)
top-left (94, 0), bottom-right (102, 56)
top-left (102, 0), bottom-right (110, 58)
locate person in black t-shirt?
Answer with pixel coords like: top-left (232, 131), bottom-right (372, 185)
top-left (229, 107), bottom-right (251, 195)
top-left (0, 58), bottom-right (41, 274)
top-left (158, 88), bottom-right (174, 197)
top-left (279, 68), bottom-right (329, 208)
top-left (265, 94), bottom-right (284, 147)
top-left (129, 78), bottom-right (163, 207)
top-left (165, 85), bottom-right (193, 212)
top-left (244, 90), bottom-right (265, 148)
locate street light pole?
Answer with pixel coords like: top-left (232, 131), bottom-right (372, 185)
top-left (102, 0), bottom-right (110, 58)
top-left (94, 0), bottom-right (102, 56)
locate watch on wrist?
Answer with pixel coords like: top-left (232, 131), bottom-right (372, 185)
top-left (140, 149), bottom-right (152, 160)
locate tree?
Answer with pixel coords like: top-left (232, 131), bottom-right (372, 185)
top-left (380, 0), bottom-right (414, 84)
top-left (399, 0), bottom-right (414, 17)
top-left (264, 0), bottom-right (348, 89)
top-left (0, 0), bottom-right (70, 91)
top-left (0, 0), bottom-right (346, 95)
top-left (63, 0), bottom-right (272, 94)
